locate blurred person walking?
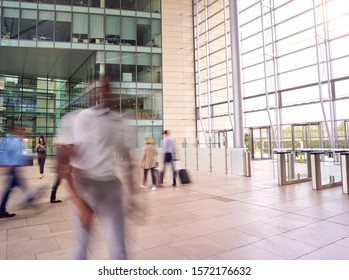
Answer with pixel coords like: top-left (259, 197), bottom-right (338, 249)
top-left (36, 135), bottom-right (47, 179)
top-left (49, 143), bottom-right (63, 204)
top-left (159, 130), bottom-right (177, 186)
top-left (0, 125), bottom-right (42, 218)
top-left (140, 137), bottom-right (158, 191)
top-left (56, 78), bottom-right (136, 260)
top-left (49, 175), bottom-right (62, 203)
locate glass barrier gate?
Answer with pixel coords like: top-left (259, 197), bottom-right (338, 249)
top-left (275, 149), bottom-right (349, 194)
top-left (275, 150), bottom-right (312, 186)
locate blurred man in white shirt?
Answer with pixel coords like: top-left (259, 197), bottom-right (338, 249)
top-left (57, 78), bottom-right (136, 259)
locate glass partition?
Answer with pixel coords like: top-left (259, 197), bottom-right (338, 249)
top-left (310, 151), bottom-right (342, 190)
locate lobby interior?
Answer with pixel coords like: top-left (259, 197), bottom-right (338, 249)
top-left (1, 158), bottom-right (349, 260)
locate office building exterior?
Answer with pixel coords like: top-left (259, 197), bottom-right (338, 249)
top-left (0, 0), bottom-right (195, 155)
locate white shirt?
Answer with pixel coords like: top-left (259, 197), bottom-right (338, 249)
top-left (58, 106), bottom-right (127, 181)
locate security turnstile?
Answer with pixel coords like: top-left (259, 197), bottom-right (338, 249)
top-left (310, 151), bottom-right (342, 190)
top-left (275, 151), bottom-right (311, 186)
top-left (340, 152), bottom-right (349, 194)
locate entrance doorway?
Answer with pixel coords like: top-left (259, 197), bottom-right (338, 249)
top-left (249, 127), bottom-right (271, 159)
top-left (212, 130), bottom-right (233, 148)
top-left (291, 123), bottom-right (322, 151)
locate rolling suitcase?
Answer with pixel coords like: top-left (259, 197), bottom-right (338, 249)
top-left (178, 169), bottom-right (191, 184)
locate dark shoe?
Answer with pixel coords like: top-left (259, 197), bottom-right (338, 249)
top-left (0, 211), bottom-right (16, 218)
top-left (172, 183), bottom-right (177, 187)
top-left (50, 199), bottom-right (62, 203)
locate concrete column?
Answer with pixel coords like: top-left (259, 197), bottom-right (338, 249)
top-left (229, 0), bottom-right (244, 149)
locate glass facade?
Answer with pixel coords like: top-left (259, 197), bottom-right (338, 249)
top-left (0, 0), bottom-right (163, 154)
top-left (194, 0), bottom-right (234, 148)
top-left (194, 0), bottom-right (349, 155)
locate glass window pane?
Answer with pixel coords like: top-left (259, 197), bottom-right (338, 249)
top-left (137, 0), bottom-right (151, 12)
top-left (274, 1), bottom-right (313, 24)
top-left (106, 0), bottom-right (120, 9)
top-left (137, 18), bottom-right (151, 46)
top-left (20, 9), bottom-right (37, 40)
top-left (137, 53), bottom-right (151, 82)
top-left (277, 29), bottom-right (315, 56)
top-left (137, 89), bottom-right (152, 120)
top-left (105, 64), bottom-right (121, 82)
top-left (2, 8), bottom-right (19, 39)
top-left (38, 11), bottom-right (54, 41)
top-left (334, 79), bottom-right (349, 98)
top-left (152, 89), bottom-right (162, 120)
top-left (243, 79), bottom-right (265, 98)
top-left (55, 12), bottom-right (71, 42)
top-left (89, 14), bottom-right (104, 43)
top-left (335, 99), bottom-right (349, 120)
top-left (56, 0), bottom-right (72, 5)
top-left (105, 15), bottom-right (121, 44)
top-left (278, 47), bottom-right (318, 73)
top-left (330, 36), bottom-right (349, 59)
top-left (73, 13), bottom-right (88, 42)
top-left (73, 0), bottom-right (88, 6)
top-left (279, 66), bottom-right (319, 88)
top-left (276, 12), bottom-right (314, 40)
top-left (121, 88), bottom-right (137, 119)
top-left (121, 17), bottom-right (136, 45)
top-left (106, 52), bottom-right (121, 64)
top-left (121, 53), bottom-right (136, 82)
top-left (240, 18), bottom-right (262, 39)
top-left (151, 0), bottom-right (161, 13)
top-left (282, 85), bottom-right (328, 106)
top-left (332, 56), bottom-right (349, 79)
top-left (151, 19), bottom-right (161, 47)
top-left (282, 104), bottom-right (325, 124)
top-left (241, 33), bottom-right (263, 53)
top-left (121, 0), bottom-right (135, 10)
top-left (152, 54), bottom-right (161, 83)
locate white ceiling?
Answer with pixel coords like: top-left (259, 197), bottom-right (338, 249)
top-left (0, 46), bottom-right (94, 79)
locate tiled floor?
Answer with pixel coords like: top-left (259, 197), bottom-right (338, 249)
top-left (1, 158), bottom-right (349, 260)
